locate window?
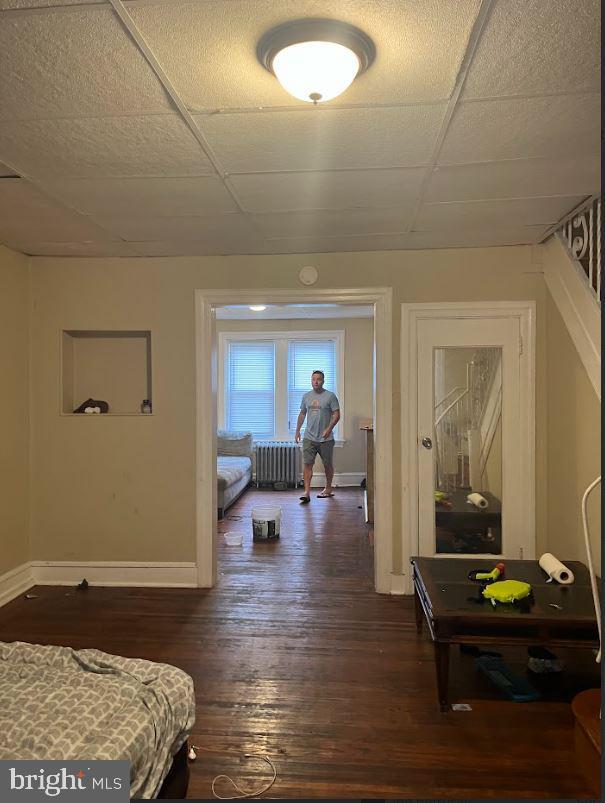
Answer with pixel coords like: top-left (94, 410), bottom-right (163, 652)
top-left (219, 330), bottom-right (344, 440)
top-left (226, 341), bottom-right (275, 438)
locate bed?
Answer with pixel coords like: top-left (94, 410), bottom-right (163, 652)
top-left (0, 641), bottom-right (195, 799)
top-left (217, 430), bottom-right (253, 518)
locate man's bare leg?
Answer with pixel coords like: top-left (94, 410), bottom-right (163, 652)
top-left (320, 462), bottom-right (334, 496)
top-left (300, 463), bottom-right (313, 503)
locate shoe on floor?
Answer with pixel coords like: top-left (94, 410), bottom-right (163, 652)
top-left (317, 492), bottom-right (334, 498)
top-left (299, 495), bottom-right (310, 504)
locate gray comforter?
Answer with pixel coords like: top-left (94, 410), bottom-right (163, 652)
top-left (0, 641), bottom-right (195, 799)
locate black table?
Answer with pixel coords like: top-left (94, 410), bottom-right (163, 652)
top-left (411, 556), bottom-right (600, 710)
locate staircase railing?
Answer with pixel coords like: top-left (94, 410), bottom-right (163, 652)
top-left (552, 195), bottom-right (601, 304)
top-left (434, 348), bottom-right (501, 492)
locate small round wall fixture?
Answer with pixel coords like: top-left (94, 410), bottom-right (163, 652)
top-left (257, 18), bottom-right (376, 104)
top-left (299, 265), bottom-right (319, 286)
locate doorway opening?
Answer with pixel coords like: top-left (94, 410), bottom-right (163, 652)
top-left (195, 288), bottom-right (393, 592)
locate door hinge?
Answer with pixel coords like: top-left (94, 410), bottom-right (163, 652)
top-left (519, 547), bottom-right (524, 559)
top-left (518, 334), bottom-right (524, 356)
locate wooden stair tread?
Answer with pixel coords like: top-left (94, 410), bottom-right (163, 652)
top-left (572, 688), bottom-right (601, 752)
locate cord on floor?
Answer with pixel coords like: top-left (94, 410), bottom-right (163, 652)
top-left (189, 745), bottom-right (277, 799)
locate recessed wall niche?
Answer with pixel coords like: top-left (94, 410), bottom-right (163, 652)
top-left (62, 330), bottom-right (152, 415)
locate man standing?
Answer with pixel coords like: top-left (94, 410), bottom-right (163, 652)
top-left (295, 370), bottom-right (340, 504)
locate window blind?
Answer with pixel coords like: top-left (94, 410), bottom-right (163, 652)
top-left (227, 341), bottom-right (275, 438)
top-left (287, 340), bottom-right (337, 434)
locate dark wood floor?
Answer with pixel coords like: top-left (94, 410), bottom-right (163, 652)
top-left (0, 488), bottom-right (599, 798)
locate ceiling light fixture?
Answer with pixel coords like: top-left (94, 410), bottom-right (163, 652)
top-left (249, 305), bottom-right (267, 312)
top-left (257, 18), bottom-right (375, 104)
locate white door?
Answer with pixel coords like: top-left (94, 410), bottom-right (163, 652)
top-left (417, 314), bottom-right (533, 560)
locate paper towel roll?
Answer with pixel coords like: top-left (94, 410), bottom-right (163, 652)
top-left (467, 492), bottom-right (489, 509)
top-left (539, 552), bottom-right (574, 584)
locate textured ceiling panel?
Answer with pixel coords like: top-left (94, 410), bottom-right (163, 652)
top-left (260, 232), bottom-right (414, 254)
top-left (405, 226), bottom-right (550, 248)
top-left (463, 0), bottom-right (601, 99)
top-left (261, 226), bottom-right (550, 253)
top-left (94, 212), bottom-right (263, 242)
top-left (0, 160), bottom-right (18, 176)
top-left (129, 238), bottom-right (270, 257)
top-left (0, 115), bottom-right (215, 178)
top-left (12, 240), bottom-right (142, 257)
top-left (0, 1), bottom-right (100, 8)
top-left (426, 155), bottom-right (601, 202)
top-left (439, 94), bottom-right (600, 164)
top-left (415, 195), bottom-right (586, 231)
top-left (131, 0), bottom-right (480, 110)
top-left (197, 105), bottom-right (445, 173)
top-left (41, 176), bottom-right (239, 216)
top-left (252, 207), bottom-right (410, 239)
top-left (0, 7), bottom-right (171, 122)
top-left (230, 167), bottom-right (427, 212)
top-left (0, 178), bottom-right (119, 243)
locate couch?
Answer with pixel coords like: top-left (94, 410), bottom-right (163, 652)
top-left (217, 430), bottom-right (253, 518)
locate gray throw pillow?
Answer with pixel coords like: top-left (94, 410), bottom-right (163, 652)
top-left (217, 430), bottom-right (253, 456)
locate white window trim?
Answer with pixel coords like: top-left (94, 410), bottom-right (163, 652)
top-left (218, 329), bottom-right (345, 443)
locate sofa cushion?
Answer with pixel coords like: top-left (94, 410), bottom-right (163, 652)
top-left (217, 455), bottom-right (252, 492)
top-left (217, 430), bottom-right (253, 457)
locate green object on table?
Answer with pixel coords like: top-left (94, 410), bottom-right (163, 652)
top-left (483, 579), bottom-right (531, 604)
top-left (475, 567), bottom-right (501, 581)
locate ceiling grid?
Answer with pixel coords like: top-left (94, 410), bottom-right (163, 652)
top-left (0, 0), bottom-right (599, 256)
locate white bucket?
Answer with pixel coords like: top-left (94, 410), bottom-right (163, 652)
top-left (252, 506), bottom-right (281, 541)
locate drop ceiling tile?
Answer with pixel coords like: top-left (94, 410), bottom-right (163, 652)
top-left (197, 105), bottom-right (445, 173)
top-left (439, 94), bottom-right (600, 164)
top-left (0, 178), bottom-right (119, 242)
top-left (252, 207), bottom-right (409, 239)
top-left (463, 0), bottom-right (600, 99)
top-left (40, 176), bottom-right (239, 216)
top-left (130, 0), bottom-right (481, 109)
top-left (405, 226), bottom-right (549, 248)
top-left (9, 241), bottom-right (141, 257)
top-left (0, 115), bottom-right (215, 179)
top-left (0, 160), bottom-right (18, 176)
top-left (0, 7), bottom-right (171, 121)
top-left (130, 237), bottom-right (269, 257)
top-left (415, 195), bottom-right (587, 231)
top-left (0, 1), bottom-right (98, 8)
top-left (229, 168), bottom-right (427, 212)
top-left (260, 232), bottom-right (414, 254)
top-left (94, 212), bottom-right (262, 243)
top-left (426, 154), bottom-right (600, 202)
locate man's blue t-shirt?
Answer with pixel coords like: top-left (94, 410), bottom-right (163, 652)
top-left (300, 390), bottom-right (340, 442)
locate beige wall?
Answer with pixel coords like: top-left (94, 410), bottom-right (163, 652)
top-left (29, 245), bottom-right (548, 570)
top-left (545, 291), bottom-right (601, 569)
top-left (216, 317), bottom-right (373, 474)
top-left (0, 245), bottom-right (30, 576)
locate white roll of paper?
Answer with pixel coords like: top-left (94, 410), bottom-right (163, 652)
top-left (467, 492), bottom-right (489, 509)
top-left (539, 552), bottom-right (574, 584)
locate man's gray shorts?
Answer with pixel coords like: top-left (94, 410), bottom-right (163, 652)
top-left (302, 438), bottom-right (334, 467)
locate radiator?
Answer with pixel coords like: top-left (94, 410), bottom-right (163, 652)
top-left (255, 441), bottom-right (301, 487)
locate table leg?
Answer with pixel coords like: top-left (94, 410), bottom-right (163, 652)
top-left (414, 585), bottom-right (423, 634)
top-left (434, 641), bottom-right (450, 711)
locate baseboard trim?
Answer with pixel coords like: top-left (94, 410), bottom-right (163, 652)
top-left (390, 573), bottom-right (412, 595)
top-left (29, 561), bottom-right (198, 588)
top-left (0, 562), bottom-right (35, 608)
top-left (310, 472), bottom-right (364, 488)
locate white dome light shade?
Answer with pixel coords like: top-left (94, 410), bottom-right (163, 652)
top-left (272, 41), bottom-right (360, 103)
top-left (257, 19), bottom-right (375, 105)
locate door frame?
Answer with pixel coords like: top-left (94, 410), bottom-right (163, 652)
top-left (195, 286), bottom-right (393, 592)
top-left (400, 301), bottom-right (536, 595)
